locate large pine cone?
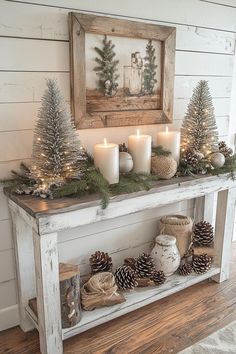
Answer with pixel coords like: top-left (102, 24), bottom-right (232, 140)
top-left (193, 254), bottom-right (212, 274)
top-left (136, 253), bottom-right (155, 278)
top-left (115, 265), bottom-right (137, 290)
top-left (181, 150), bottom-right (199, 167)
top-left (151, 270), bottom-right (166, 285)
top-left (178, 263), bottom-right (192, 276)
top-left (218, 141), bottom-right (233, 158)
top-left (193, 221), bottom-right (214, 246)
top-left (89, 251), bottom-right (113, 274)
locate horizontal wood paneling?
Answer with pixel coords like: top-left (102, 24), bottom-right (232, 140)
top-left (0, 219), bottom-right (13, 251)
top-left (0, 305), bottom-right (19, 331)
top-left (1, 2), bottom-right (235, 54)
top-left (0, 73), bottom-right (231, 106)
top-left (0, 37), bottom-right (69, 71)
top-left (201, 0), bottom-right (236, 7)
top-left (0, 249), bottom-right (15, 282)
top-left (175, 52), bottom-right (234, 76)
top-left (58, 205), bottom-right (193, 276)
top-left (0, 158), bottom-right (31, 179)
top-left (173, 115), bottom-right (229, 136)
top-left (174, 98), bottom-right (231, 119)
top-left (0, 280), bottom-right (17, 310)
top-left (10, 0), bottom-right (236, 32)
top-left (0, 191), bottom-right (9, 221)
top-left (0, 37), bottom-right (233, 77)
top-left (0, 130), bottom-right (33, 162)
top-left (174, 76), bottom-right (232, 98)
top-left (0, 0), bottom-right (235, 331)
top-left (0, 72), bottom-right (70, 103)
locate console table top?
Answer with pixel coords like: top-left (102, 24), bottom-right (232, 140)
top-left (5, 174), bottom-right (232, 219)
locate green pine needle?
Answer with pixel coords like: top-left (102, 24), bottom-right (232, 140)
top-left (152, 145), bottom-right (171, 156)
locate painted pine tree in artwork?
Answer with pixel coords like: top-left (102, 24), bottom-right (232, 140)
top-left (181, 80), bottom-right (219, 157)
top-left (31, 79), bottom-right (86, 186)
top-left (143, 40), bottom-right (157, 95)
top-left (94, 35), bottom-right (119, 97)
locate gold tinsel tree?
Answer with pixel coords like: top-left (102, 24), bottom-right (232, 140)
top-left (181, 80), bottom-right (219, 157)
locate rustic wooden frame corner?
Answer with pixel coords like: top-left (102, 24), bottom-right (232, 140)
top-left (69, 12), bottom-right (176, 129)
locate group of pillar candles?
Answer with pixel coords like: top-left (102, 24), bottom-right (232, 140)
top-left (94, 127), bottom-right (180, 184)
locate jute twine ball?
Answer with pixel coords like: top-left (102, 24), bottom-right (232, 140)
top-left (210, 152), bottom-right (225, 168)
top-left (151, 155), bottom-right (177, 179)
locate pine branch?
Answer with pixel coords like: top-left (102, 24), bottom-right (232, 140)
top-left (152, 145), bottom-right (171, 156)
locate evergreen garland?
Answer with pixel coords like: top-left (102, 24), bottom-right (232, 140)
top-left (152, 145), bottom-right (171, 156)
top-left (94, 35), bottom-right (119, 97)
top-left (143, 40), bottom-right (157, 95)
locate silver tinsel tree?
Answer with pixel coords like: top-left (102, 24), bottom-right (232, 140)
top-left (181, 80), bottom-right (219, 156)
top-left (31, 79), bottom-right (86, 187)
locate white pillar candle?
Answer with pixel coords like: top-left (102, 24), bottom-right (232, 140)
top-left (94, 139), bottom-right (119, 184)
top-left (156, 126), bottom-right (180, 163)
top-left (128, 129), bottom-right (152, 173)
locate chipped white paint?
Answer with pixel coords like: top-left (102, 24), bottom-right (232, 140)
top-left (7, 175), bottom-right (236, 354)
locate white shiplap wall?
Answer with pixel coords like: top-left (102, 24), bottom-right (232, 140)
top-left (0, 0), bottom-right (236, 330)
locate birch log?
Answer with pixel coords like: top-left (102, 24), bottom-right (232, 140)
top-left (59, 263), bottom-right (81, 329)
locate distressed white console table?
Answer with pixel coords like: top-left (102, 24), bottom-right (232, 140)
top-left (6, 174), bottom-right (236, 354)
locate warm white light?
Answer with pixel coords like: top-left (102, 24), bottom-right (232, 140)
top-left (136, 129), bottom-right (140, 137)
top-left (165, 126), bottom-right (169, 133)
top-left (104, 138), bottom-right (107, 145)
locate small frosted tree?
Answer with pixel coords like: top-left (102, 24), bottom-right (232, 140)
top-left (143, 40), bottom-right (157, 95)
top-left (181, 80), bottom-right (219, 156)
top-left (94, 35), bottom-right (119, 97)
top-left (31, 79), bottom-right (86, 186)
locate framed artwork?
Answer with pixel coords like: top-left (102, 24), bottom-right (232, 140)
top-left (69, 12), bottom-right (176, 129)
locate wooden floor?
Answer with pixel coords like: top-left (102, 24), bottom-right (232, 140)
top-left (1, 244), bottom-right (236, 354)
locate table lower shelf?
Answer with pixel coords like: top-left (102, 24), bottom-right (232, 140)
top-left (25, 266), bottom-right (220, 340)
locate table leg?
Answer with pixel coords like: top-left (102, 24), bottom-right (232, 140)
top-left (33, 231), bottom-right (63, 354)
top-left (213, 187), bottom-right (236, 283)
top-left (10, 210), bottom-right (36, 332)
top-left (194, 192), bottom-right (216, 224)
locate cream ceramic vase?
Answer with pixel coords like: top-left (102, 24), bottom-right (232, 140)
top-left (151, 235), bottom-right (181, 276)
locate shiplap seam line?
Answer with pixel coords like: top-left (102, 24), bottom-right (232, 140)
top-left (5, 0), bottom-right (236, 34)
top-left (0, 34), bottom-right (235, 56)
top-left (0, 35), bottom-right (68, 43)
top-left (0, 113), bottom-right (229, 136)
top-left (1, 34), bottom-right (235, 56)
top-left (0, 247), bottom-right (14, 254)
top-left (0, 158), bottom-right (31, 164)
top-left (200, 0), bottom-right (236, 9)
top-left (0, 72), bottom-right (232, 79)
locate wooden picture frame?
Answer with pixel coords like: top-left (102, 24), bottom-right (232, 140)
top-left (69, 12), bottom-right (176, 129)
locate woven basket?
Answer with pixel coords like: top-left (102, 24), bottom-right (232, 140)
top-left (159, 215), bottom-right (193, 257)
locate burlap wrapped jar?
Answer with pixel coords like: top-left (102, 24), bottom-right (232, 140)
top-left (159, 215), bottom-right (193, 257)
top-left (151, 155), bottom-right (177, 179)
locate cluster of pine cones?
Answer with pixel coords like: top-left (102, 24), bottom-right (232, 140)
top-left (89, 251), bottom-right (166, 291)
top-left (178, 220), bottom-right (214, 275)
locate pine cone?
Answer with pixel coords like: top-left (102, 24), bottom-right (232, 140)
top-left (218, 141), bottom-right (233, 158)
top-left (119, 143), bottom-right (128, 152)
top-left (193, 254), bottom-right (212, 274)
top-left (115, 265), bottom-right (137, 290)
top-left (182, 150), bottom-right (199, 167)
top-left (136, 253), bottom-right (155, 278)
top-left (193, 221), bottom-right (214, 246)
top-left (178, 263), bottom-right (192, 276)
top-left (89, 251), bottom-right (113, 274)
top-left (124, 257), bottom-right (136, 270)
top-left (151, 270), bottom-right (166, 285)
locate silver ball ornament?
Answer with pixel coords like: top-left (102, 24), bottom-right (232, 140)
top-left (210, 152), bottom-right (225, 168)
top-left (119, 152), bottom-right (133, 173)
